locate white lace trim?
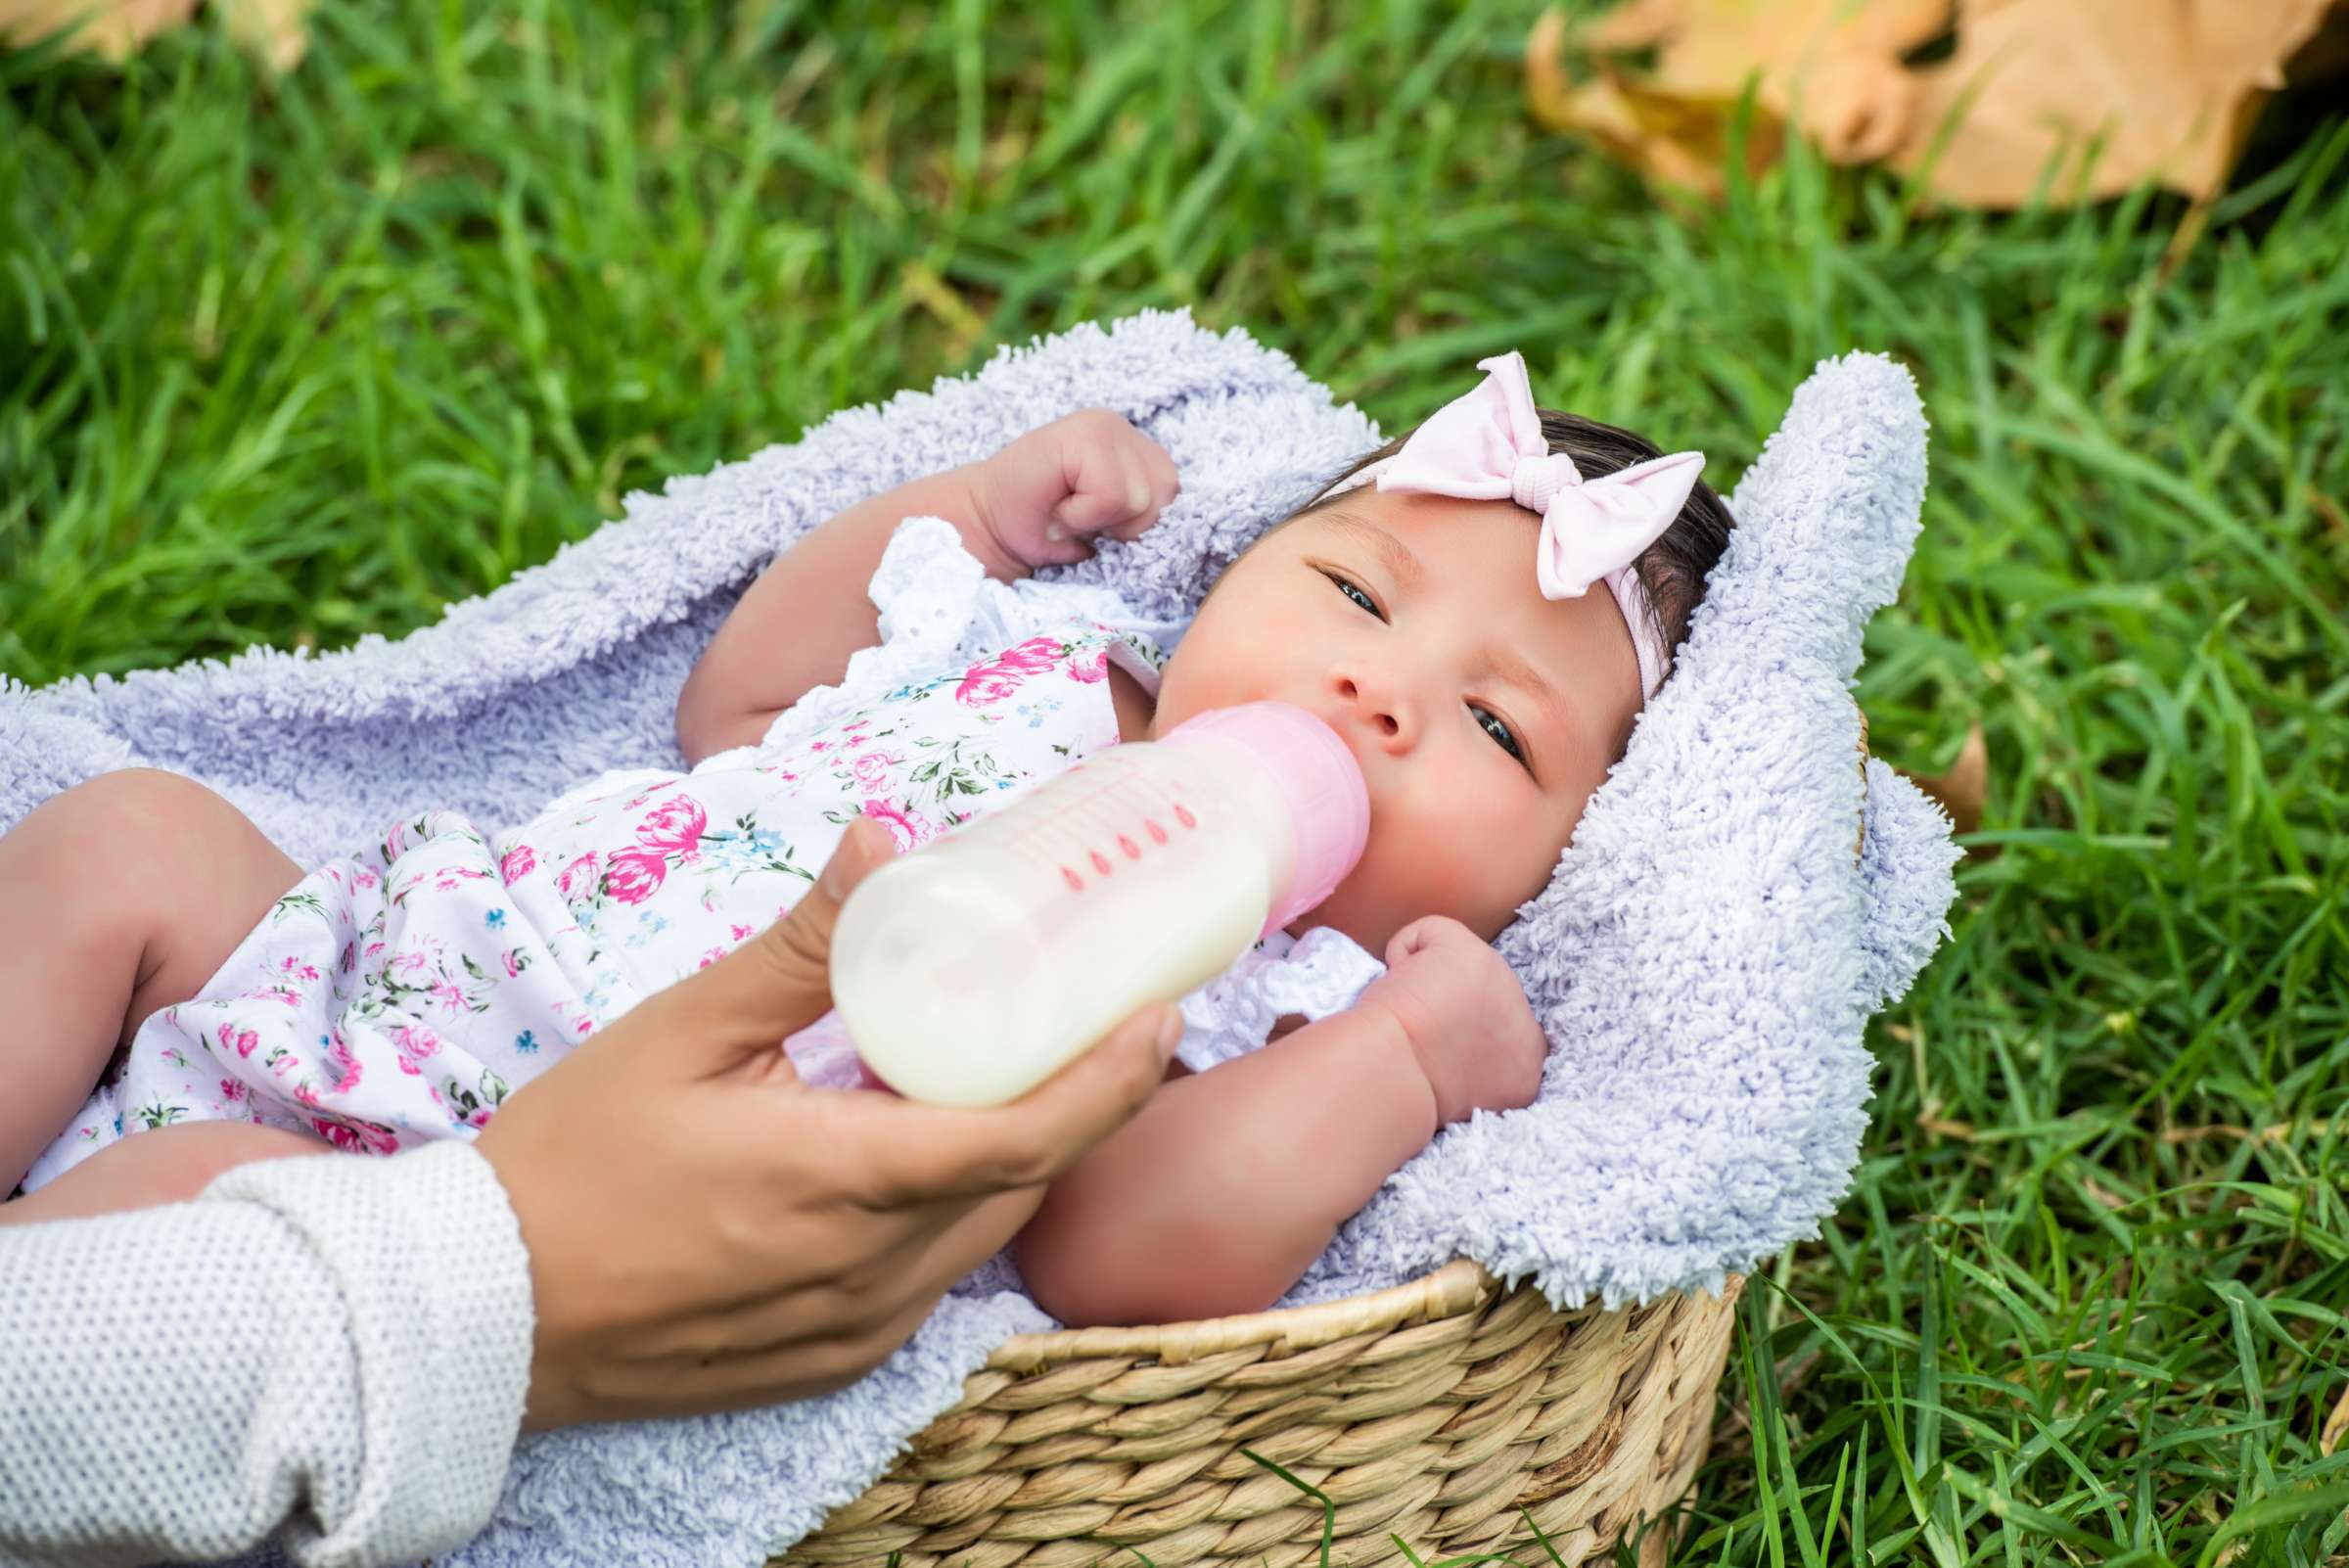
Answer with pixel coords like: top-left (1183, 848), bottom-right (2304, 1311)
top-left (723, 517), bottom-right (1185, 765)
top-left (1174, 927), bottom-right (1388, 1073)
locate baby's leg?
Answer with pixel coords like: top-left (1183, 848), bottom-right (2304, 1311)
top-left (0, 1122), bottom-right (328, 1225)
top-left (0, 768), bottom-right (305, 1196)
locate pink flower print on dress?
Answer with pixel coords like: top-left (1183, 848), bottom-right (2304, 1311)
top-left (730, 922), bottom-right (756, 942)
top-left (555, 852), bottom-right (602, 900)
top-left (390, 1022), bottom-right (443, 1077)
top-left (999, 637), bottom-right (1064, 673)
top-left (604, 847), bottom-right (669, 904)
top-left (1067, 647), bottom-right (1110, 684)
top-left (861, 798), bottom-right (931, 853)
top-left (955, 666), bottom-right (1025, 708)
top-left (699, 945), bottom-right (726, 970)
top-left (500, 845), bottom-right (536, 883)
top-left (851, 750), bottom-right (903, 792)
top-left (220, 1079), bottom-right (247, 1102)
top-left (310, 1117), bottom-right (399, 1156)
top-left (954, 637), bottom-right (1063, 708)
top-left (638, 796), bottom-right (708, 853)
top-left (327, 1033), bottom-right (363, 1095)
top-left (216, 1022), bottom-right (259, 1059)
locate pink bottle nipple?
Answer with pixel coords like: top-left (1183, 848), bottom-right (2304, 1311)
top-left (1160, 702), bottom-right (1369, 935)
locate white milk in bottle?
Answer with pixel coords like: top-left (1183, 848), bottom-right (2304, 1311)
top-left (826, 701), bottom-right (1369, 1105)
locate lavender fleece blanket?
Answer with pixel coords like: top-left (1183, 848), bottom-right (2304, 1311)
top-left (0, 310), bottom-right (1958, 1567)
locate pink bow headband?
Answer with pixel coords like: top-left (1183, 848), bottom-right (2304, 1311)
top-left (1327, 351), bottom-right (1704, 702)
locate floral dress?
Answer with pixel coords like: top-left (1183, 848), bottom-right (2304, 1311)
top-left (23, 519), bottom-right (1383, 1193)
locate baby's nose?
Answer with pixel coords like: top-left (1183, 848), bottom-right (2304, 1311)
top-left (1331, 669), bottom-right (1413, 749)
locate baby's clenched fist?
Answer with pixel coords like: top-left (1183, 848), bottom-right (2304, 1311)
top-left (973, 408), bottom-right (1180, 571)
top-left (1359, 917), bottom-right (1547, 1128)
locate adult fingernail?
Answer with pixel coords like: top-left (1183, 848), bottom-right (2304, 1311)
top-left (1154, 1009), bottom-right (1184, 1062)
top-left (820, 823), bottom-right (870, 899)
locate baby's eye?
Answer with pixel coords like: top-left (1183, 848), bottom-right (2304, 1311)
top-left (1472, 705), bottom-right (1527, 766)
top-left (1323, 572), bottom-right (1384, 621)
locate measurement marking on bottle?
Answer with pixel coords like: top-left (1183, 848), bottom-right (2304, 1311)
top-left (1062, 866), bottom-right (1083, 893)
top-left (1119, 835), bottom-right (1140, 859)
top-left (1089, 850), bottom-right (1113, 875)
top-left (1174, 804), bottom-right (1197, 829)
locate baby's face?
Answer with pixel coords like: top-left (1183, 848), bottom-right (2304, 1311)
top-left (1153, 490), bottom-right (1643, 953)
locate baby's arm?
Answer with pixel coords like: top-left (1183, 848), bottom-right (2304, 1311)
top-left (1014, 918), bottom-right (1548, 1327)
top-left (675, 411), bottom-right (1178, 765)
top-left (1016, 1006), bottom-right (1434, 1325)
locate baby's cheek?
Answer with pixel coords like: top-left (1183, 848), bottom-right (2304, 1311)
top-left (1400, 797), bottom-right (1554, 939)
top-left (1359, 814), bottom-right (1497, 930)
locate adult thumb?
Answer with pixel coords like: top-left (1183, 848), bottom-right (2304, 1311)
top-left (660, 815), bottom-right (898, 1079)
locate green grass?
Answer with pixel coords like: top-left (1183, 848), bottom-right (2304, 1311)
top-left (6, 2), bottom-right (2348, 1562)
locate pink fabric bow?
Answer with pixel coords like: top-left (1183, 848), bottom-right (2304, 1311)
top-left (1331, 351), bottom-right (1704, 701)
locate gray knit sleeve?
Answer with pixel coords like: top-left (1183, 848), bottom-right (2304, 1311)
top-left (0, 1140), bottom-right (533, 1568)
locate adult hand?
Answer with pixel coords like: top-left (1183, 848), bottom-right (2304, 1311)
top-left (475, 816), bottom-right (1183, 1431)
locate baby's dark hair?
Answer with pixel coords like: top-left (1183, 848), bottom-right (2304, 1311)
top-left (1288, 410), bottom-right (1735, 669)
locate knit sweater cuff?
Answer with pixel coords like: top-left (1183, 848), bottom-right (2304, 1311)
top-left (209, 1139), bottom-right (535, 1566)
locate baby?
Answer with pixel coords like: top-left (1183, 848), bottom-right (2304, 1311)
top-left (0, 352), bottom-right (1733, 1327)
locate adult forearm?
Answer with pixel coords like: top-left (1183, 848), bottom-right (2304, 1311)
top-left (1015, 1008), bottom-right (1439, 1327)
top-left (0, 1143), bottom-right (530, 1568)
top-left (674, 465), bottom-right (1022, 763)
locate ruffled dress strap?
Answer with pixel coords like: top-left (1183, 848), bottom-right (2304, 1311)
top-left (1174, 927), bottom-right (1388, 1074)
top-left (746, 517), bottom-right (1183, 761)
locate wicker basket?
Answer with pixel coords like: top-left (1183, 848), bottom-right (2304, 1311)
top-left (777, 715), bottom-right (1866, 1568)
top-left (776, 1262), bottom-right (1741, 1568)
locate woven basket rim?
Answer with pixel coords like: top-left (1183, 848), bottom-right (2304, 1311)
top-left (989, 1257), bottom-right (1498, 1371)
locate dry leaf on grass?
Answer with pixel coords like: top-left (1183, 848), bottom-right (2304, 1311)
top-left (1528, 0), bottom-right (2348, 208)
top-left (2325, 1382), bottom-right (2349, 1456)
top-left (1894, 718), bottom-right (1987, 837)
top-left (0, 0), bottom-right (311, 69)
top-left (1892, 0), bottom-right (2341, 205)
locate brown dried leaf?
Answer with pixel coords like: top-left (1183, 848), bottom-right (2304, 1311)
top-left (216, 0), bottom-right (311, 72)
top-left (0, 0), bottom-right (310, 69)
top-left (1892, 0), bottom-right (2342, 206)
top-left (2325, 1381), bottom-right (2349, 1456)
top-left (1528, 0), bottom-right (2347, 208)
top-left (0, 0), bottom-right (196, 59)
top-left (1895, 719), bottom-right (1987, 837)
top-left (1530, 14), bottom-right (1783, 196)
top-left (1527, 0), bottom-right (1951, 190)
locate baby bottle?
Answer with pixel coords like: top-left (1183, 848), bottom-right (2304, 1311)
top-left (827, 702), bottom-right (1369, 1106)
